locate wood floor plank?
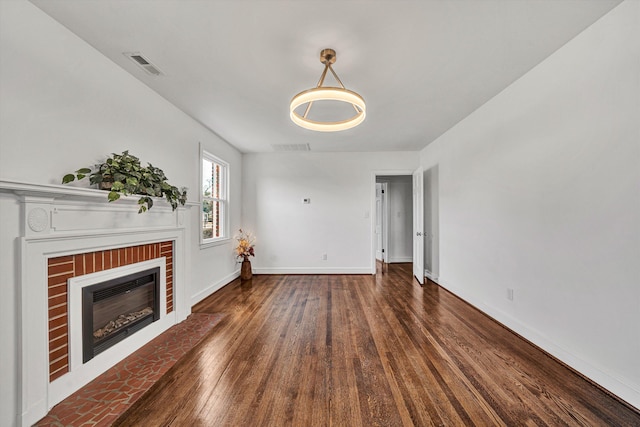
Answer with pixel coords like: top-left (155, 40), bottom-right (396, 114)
top-left (114, 264), bottom-right (640, 426)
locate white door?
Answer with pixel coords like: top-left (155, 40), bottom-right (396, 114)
top-left (412, 167), bottom-right (424, 284)
top-left (375, 183), bottom-right (383, 260)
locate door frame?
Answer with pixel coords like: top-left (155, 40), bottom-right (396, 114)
top-left (370, 170), bottom-right (415, 274)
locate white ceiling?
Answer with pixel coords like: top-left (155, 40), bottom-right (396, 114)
top-left (30, 0), bottom-right (622, 153)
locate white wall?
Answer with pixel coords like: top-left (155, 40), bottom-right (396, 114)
top-left (242, 152), bottom-right (418, 273)
top-left (0, 1), bottom-right (241, 425)
top-left (420, 0), bottom-right (639, 408)
top-left (377, 176), bottom-right (413, 262)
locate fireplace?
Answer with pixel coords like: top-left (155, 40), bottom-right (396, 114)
top-left (82, 267), bottom-right (160, 363)
top-left (1, 179), bottom-right (191, 427)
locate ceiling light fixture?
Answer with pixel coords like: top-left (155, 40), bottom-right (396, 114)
top-left (290, 49), bottom-right (366, 132)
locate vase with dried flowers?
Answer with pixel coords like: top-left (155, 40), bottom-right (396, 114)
top-left (235, 229), bottom-right (255, 280)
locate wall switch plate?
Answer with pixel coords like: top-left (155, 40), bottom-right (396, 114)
top-left (507, 288), bottom-right (514, 301)
top-left (303, 198), bottom-right (311, 204)
top-left (322, 253), bottom-right (327, 260)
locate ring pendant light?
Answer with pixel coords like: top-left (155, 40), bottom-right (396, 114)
top-left (290, 49), bottom-right (366, 132)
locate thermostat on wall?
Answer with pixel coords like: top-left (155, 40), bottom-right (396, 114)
top-left (303, 198), bottom-right (311, 204)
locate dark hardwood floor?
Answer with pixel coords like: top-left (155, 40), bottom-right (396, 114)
top-left (114, 263), bottom-right (639, 426)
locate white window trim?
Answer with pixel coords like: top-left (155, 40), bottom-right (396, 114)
top-left (199, 144), bottom-right (230, 248)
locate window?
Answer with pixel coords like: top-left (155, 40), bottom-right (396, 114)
top-left (201, 150), bottom-right (228, 244)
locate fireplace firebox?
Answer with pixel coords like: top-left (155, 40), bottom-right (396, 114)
top-left (82, 267), bottom-right (160, 363)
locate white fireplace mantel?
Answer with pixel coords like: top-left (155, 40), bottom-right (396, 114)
top-left (0, 179), bottom-right (191, 239)
top-left (0, 179), bottom-right (193, 427)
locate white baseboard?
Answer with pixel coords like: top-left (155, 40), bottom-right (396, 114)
top-left (389, 256), bottom-right (412, 263)
top-left (437, 278), bottom-right (640, 411)
top-left (254, 267), bottom-right (371, 275)
top-left (425, 269), bottom-right (438, 282)
top-left (190, 269), bottom-right (240, 306)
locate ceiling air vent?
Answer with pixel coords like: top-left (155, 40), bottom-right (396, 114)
top-left (123, 52), bottom-right (164, 76)
top-left (271, 143), bottom-right (311, 152)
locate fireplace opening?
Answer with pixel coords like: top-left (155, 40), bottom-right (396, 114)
top-left (82, 267), bottom-right (160, 363)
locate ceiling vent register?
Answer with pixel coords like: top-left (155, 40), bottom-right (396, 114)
top-left (271, 143), bottom-right (311, 152)
top-left (123, 52), bottom-right (164, 76)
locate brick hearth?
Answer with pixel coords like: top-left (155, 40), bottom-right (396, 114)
top-left (35, 312), bottom-right (224, 426)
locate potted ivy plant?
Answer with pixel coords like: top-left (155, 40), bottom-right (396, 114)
top-left (62, 150), bottom-right (187, 213)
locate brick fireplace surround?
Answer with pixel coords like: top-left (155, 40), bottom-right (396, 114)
top-left (1, 180), bottom-right (192, 427)
top-left (47, 241), bottom-right (174, 382)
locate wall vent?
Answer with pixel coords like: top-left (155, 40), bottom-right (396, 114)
top-left (271, 143), bottom-right (311, 152)
top-left (123, 52), bottom-right (164, 76)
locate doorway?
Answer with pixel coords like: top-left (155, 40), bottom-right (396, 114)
top-left (373, 173), bottom-right (413, 275)
top-left (375, 182), bottom-right (388, 264)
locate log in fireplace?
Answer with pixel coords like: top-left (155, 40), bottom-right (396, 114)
top-left (82, 267), bottom-right (160, 363)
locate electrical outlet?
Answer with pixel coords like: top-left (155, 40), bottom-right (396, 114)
top-left (507, 288), bottom-right (514, 301)
top-left (322, 253), bottom-right (327, 261)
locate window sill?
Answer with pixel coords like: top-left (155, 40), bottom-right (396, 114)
top-left (200, 237), bottom-right (231, 249)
